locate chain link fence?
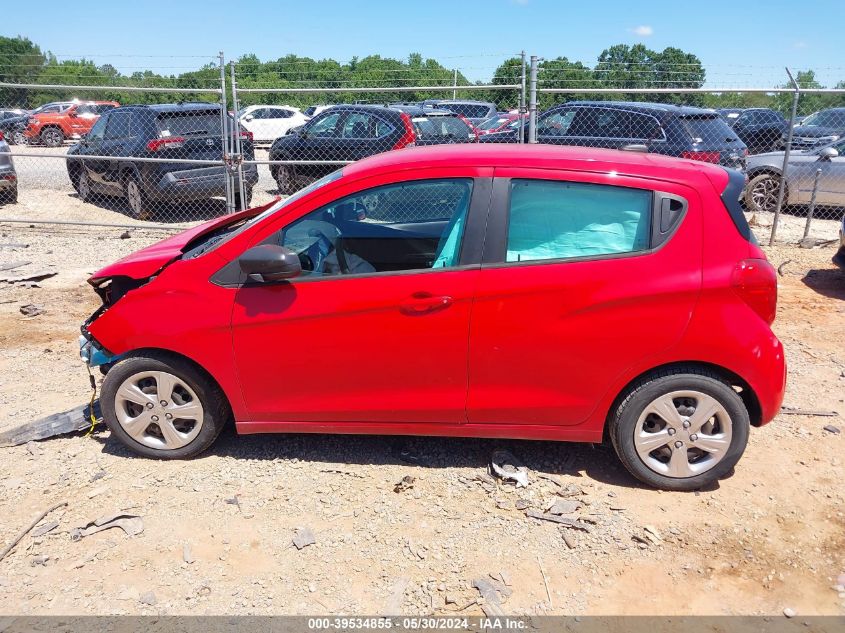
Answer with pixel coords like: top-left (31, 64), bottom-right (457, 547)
top-left (1, 53), bottom-right (844, 245)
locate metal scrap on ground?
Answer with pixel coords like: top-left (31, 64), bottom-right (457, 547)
top-left (489, 449), bottom-right (529, 488)
top-left (70, 513), bottom-right (144, 541)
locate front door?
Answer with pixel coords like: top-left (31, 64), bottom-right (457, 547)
top-left (231, 174), bottom-right (492, 424)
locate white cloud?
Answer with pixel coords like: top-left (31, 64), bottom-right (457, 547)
top-left (630, 25), bottom-right (654, 37)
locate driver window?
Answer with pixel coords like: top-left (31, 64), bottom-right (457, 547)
top-left (87, 114), bottom-right (109, 141)
top-left (307, 112), bottom-right (342, 137)
top-left (275, 179), bottom-right (474, 278)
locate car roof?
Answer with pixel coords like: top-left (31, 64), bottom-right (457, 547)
top-left (319, 104), bottom-right (457, 117)
top-left (113, 103), bottom-right (223, 114)
top-left (423, 99), bottom-right (494, 106)
top-left (552, 100), bottom-right (721, 117)
top-left (343, 143), bottom-right (726, 182)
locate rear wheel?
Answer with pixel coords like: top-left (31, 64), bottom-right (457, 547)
top-left (12, 130), bottom-right (27, 146)
top-left (745, 172), bottom-right (784, 214)
top-left (274, 165), bottom-right (296, 195)
top-left (101, 353), bottom-right (230, 459)
top-left (123, 173), bottom-right (152, 221)
top-left (40, 126), bottom-right (64, 148)
top-left (609, 367), bottom-right (750, 491)
top-left (77, 169), bottom-right (91, 202)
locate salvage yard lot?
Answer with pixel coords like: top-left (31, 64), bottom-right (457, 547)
top-left (0, 217), bottom-right (843, 616)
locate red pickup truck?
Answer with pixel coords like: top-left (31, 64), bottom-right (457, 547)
top-left (24, 101), bottom-right (119, 147)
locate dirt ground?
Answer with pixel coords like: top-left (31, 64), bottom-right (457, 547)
top-left (0, 197), bottom-right (843, 617)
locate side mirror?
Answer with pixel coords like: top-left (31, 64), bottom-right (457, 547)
top-left (239, 244), bottom-right (301, 282)
top-left (244, 115), bottom-right (254, 122)
top-left (818, 146), bottom-right (839, 161)
top-left (621, 143), bottom-right (649, 153)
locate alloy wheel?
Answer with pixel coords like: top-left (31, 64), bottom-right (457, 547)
top-left (114, 370), bottom-right (204, 450)
top-left (126, 180), bottom-right (143, 217)
top-left (633, 390), bottom-right (733, 478)
top-left (750, 175), bottom-right (781, 213)
top-left (78, 170), bottom-right (90, 201)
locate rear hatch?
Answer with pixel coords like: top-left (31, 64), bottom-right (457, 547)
top-left (410, 114), bottom-right (476, 146)
top-left (150, 109), bottom-right (254, 161)
top-left (680, 114), bottom-right (746, 170)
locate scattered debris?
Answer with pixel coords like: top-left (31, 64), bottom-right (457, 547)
top-left (777, 260), bottom-right (792, 276)
top-left (30, 520), bottom-right (59, 538)
top-left (524, 509), bottom-right (592, 532)
top-left (0, 401), bottom-right (101, 447)
top-left (119, 231), bottom-right (131, 240)
top-left (497, 570), bottom-right (512, 587)
top-left (472, 576), bottom-right (512, 617)
top-left (0, 501), bottom-right (67, 563)
top-left (30, 554), bottom-right (50, 567)
top-left (560, 531), bottom-right (577, 550)
top-left (183, 543), bottom-right (195, 564)
top-left (783, 607), bottom-right (796, 618)
top-left (514, 499), bottom-right (531, 511)
top-left (70, 512), bottom-right (144, 541)
top-left (0, 270), bottom-right (56, 284)
top-left (139, 591), bottom-right (157, 606)
top-left (404, 537), bottom-right (427, 560)
top-left (393, 475), bottom-right (415, 493)
top-left (0, 261), bottom-right (31, 272)
top-left (90, 470), bottom-right (107, 482)
top-left (643, 525), bottom-right (663, 543)
top-left (292, 527), bottom-right (316, 550)
top-left (780, 407), bottom-right (839, 417)
top-left (823, 425), bottom-right (841, 434)
top-left (19, 304), bottom-right (44, 317)
top-left (490, 450), bottom-right (529, 488)
top-left (537, 555), bottom-right (552, 608)
top-left (87, 485), bottom-right (109, 499)
top-left (548, 499), bottom-right (580, 515)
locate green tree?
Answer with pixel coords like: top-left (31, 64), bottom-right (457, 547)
top-left (0, 36), bottom-right (46, 107)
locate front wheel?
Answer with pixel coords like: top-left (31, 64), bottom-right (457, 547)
top-left (40, 127), bottom-right (64, 148)
top-left (745, 172), bottom-right (784, 214)
top-left (274, 165), bottom-right (296, 195)
top-left (12, 130), bottom-right (27, 146)
top-left (609, 367), bottom-right (750, 491)
top-left (123, 173), bottom-right (152, 221)
top-left (101, 353), bottom-right (230, 459)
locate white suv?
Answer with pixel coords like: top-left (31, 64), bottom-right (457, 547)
top-left (238, 105), bottom-right (308, 143)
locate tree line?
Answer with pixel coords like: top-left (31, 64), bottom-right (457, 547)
top-left (1, 36), bottom-right (843, 116)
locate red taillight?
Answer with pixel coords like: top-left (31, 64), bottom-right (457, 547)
top-left (393, 113), bottom-right (416, 150)
top-left (732, 259), bottom-right (777, 324)
top-left (0, 131), bottom-right (4, 141)
top-left (682, 150), bottom-right (721, 164)
top-left (240, 130), bottom-right (253, 142)
top-left (146, 136), bottom-right (186, 152)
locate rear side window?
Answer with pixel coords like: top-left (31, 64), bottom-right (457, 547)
top-left (412, 115), bottom-right (472, 140)
top-left (105, 111), bottom-right (133, 139)
top-left (156, 111), bottom-right (223, 138)
top-left (506, 179), bottom-right (652, 262)
top-left (681, 116), bottom-right (739, 144)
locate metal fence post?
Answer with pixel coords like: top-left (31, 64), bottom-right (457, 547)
top-left (453, 69), bottom-right (458, 100)
top-left (519, 51), bottom-right (526, 144)
top-left (229, 61), bottom-right (248, 210)
top-left (803, 168), bottom-right (822, 240)
top-left (528, 55), bottom-right (538, 144)
top-left (770, 67), bottom-right (799, 246)
top-left (219, 51), bottom-right (235, 215)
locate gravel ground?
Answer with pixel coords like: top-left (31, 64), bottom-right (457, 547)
top-left (0, 194), bottom-right (843, 616)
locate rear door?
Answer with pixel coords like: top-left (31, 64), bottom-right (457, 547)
top-left (96, 109), bottom-right (134, 192)
top-left (467, 169), bottom-right (702, 426)
top-left (337, 110), bottom-right (397, 158)
top-left (293, 110), bottom-right (346, 181)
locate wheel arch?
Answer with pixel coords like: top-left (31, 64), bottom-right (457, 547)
top-left (602, 360), bottom-right (763, 441)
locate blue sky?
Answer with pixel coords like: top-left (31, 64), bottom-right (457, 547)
top-left (2, 0), bottom-right (843, 87)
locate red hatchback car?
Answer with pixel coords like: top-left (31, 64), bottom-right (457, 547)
top-left (80, 144), bottom-right (785, 490)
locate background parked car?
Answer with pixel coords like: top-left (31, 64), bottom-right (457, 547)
top-left (66, 103), bottom-right (257, 220)
top-left (482, 101), bottom-right (748, 170)
top-left (269, 104), bottom-right (477, 193)
top-left (303, 104), bottom-right (335, 119)
top-left (0, 132), bottom-right (17, 204)
top-left (744, 138), bottom-right (845, 213)
top-left (476, 112), bottom-right (526, 136)
top-left (24, 101), bottom-right (119, 147)
top-left (419, 99), bottom-right (498, 125)
top-left (1, 102), bottom-right (73, 145)
top-left (717, 108), bottom-right (788, 155)
top-left (237, 105), bottom-right (308, 143)
top-left (784, 108), bottom-right (845, 150)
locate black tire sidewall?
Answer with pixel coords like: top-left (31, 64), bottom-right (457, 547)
top-left (610, 372), bottom-right (750, 491)
top-left (101, 354), bottom-right (227, 459)
top-left (745, 173), bottom-right (783, 214)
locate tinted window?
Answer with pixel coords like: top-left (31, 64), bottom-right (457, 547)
top-left (156, 111), bottom-right (223, 138)
top-left (341, 112), bottom-right (393, 138)
top-left (75, 104), bottom-right (100, 116)
top-left (629, 112), bottom-right (664, 140)
top-left (680, 116), bottom-right (739, 143)
top-left (96, 104), bottom-right (116, 115)
top-left (569, 108), bottom-right (630, 138)
top-left (411, 115), bottom-right (472, 140)
top-left (506, 179), bottom-right (652, 262)
top-left (479, 117), bottom-right (511, 131)
top-left (802, 110), bottom-right (845, 128)
top-left (277, 179), bottom-right (473, 277)
top-left (105, 111), bottom-right (133, 139)
top-left (87, 114), bottom-right (109, 141)
top-left (268, 108), bottom-right (293, 119)
top-left (537, 109), bottom-right (576, 136)
top-left (307, 112), bottom-right (342, 137)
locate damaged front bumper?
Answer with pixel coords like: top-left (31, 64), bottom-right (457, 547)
top-left (79, 332), bottom-right (120, 368)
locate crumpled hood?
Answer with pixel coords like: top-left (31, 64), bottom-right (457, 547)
top-left (89, 203), bottom-right (273, 282)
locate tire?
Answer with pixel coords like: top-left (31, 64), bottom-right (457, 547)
top-left (609, 366), bottom-right (750, 491)
top-left (123, 172), bottom-right (153, 221)
top-left (0, 187), bottom-right (16, 205)
top-left (77, 169), bottom-right (91, 202)
top-left (745, 172), bottom-right (785, 214)
top-left (12, 130), bottom-right (26, 146)
top-left (235, 186), bottom-right (253, 210)
top-left (274, 165), bottom-right (296, 195)
top-left (100, 352), bottom-right (230, 459)
top-left (40, 126), bottom-right (64, 148)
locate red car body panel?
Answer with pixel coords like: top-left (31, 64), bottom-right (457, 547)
top-left (85, 144), bottom-right (786, 443)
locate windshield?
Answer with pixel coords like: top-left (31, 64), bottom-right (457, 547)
top-left (680, 116), bottom-right (740, 144)
top-left (801, 110), bottom-right (845, 129)
top-left (478, 116), bottom-right (510, 131)
top-left (183, 169), bottom-right (346, 258)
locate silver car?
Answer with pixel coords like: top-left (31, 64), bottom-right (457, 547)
top-left (0, 133), bottom-right (17, 204)
top-left (744, 138), bottom-right (845, 213)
